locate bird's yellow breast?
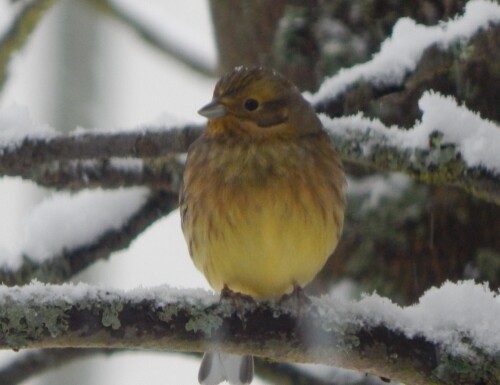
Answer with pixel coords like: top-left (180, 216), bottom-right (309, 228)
top-left (181, 133), bottom-right (344, 298)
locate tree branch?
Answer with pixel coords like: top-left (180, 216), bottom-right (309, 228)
top-left (325, 119), bottom-right (500, 205)
top-left (256, 360), bottom-right (394, 385)
top-left (0, 348), bottom-right (388, 385)
top-left (87, 0), bottom-right (215, 77)
top-left (19, 157), bottom-right (184, 190)
top-left (0, 284), bottom-right (497, 385)
top-left (0, 190), bottom-right (178, 286)
top-left (0, 0), bottom-right (57, 92)
top-left (0, 348), bottom-right (114, 385)
top-left (2, 120), bottom-right (498, 204)
top-left (1, 15), bottom-right (499, 203)
top-left (312, 21), bottom-right (500, 127)
top-left (0, 125), bottom-right (202, 172)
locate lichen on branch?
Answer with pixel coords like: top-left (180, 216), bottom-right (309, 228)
top-left (0, 282), bottom-right (497, 385)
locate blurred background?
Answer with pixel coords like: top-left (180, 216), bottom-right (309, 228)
top-left (0, 1), bottom-right (498, 384)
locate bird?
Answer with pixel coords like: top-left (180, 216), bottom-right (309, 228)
top-left (180, 66), bottom-right (346, 385)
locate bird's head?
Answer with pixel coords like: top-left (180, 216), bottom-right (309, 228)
top-left (198, 66), bottom-right (322, 139)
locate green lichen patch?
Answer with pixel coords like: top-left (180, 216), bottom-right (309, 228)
top-left (0, 299), bottom-right (71, 350)
top-left (100, 301), bottom-right (123, 330)
top-left (435, 350), bottom-right (500, 385)
top-left (158, 305), bottom-right (178, 323)
top-left (185, 312), bottom-right (223, 337)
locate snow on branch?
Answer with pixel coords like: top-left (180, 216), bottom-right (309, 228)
top-left (309, 0), bottom-right (500, 106)
top-left (0, 280), bottom-right (498, 385)
top-left (0, 104), bottom-right (201, 188)
top-left (0, 189), bottom-right (179, 286)
top-left (323, 91), bottom-right (500, 205)
top-left (1, 97), bottom-right (499, 204)
top-left (0, 105), bottom-right (202, 166)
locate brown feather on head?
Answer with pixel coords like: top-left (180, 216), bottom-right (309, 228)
top-left (212, 66), bottom-right (296, 99)
top-left (199, 66), bottom-right (322, 136)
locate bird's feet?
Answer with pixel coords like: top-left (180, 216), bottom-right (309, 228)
top-left (220, 285), bottom-right (255, 317)
top-left (279, 284), bottom-right (311, 318)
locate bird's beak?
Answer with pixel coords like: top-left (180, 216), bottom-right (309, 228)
top-left (198, 100), bottom-right (227, 119)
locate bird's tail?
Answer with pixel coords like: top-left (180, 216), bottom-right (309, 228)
top-left (198, 352), bottom-right (254, 385)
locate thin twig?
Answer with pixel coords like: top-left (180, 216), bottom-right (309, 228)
top-left (87, 0), bottom-right (216, 77)
top-left (0, 0), bottom-right (58, 92)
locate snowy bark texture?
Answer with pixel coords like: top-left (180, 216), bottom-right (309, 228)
top-left (0, 285), bottom-right (497, 385)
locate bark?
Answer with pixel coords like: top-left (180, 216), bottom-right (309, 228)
top-left (13, 157), bottom-right (184, 191)
top-left (1, 120), bottom-right (498, 204)
top-left (0, 285), bottom-right (497, 385)
top-left (209, 0), bottom-right (320, 90)
top-left (315, 24), bottom-right (500, 127)
top-left (0, 125), bottom-right (201, 172)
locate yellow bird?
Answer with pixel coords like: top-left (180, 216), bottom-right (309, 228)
top-left (180, 66), bottom-right (346, 385)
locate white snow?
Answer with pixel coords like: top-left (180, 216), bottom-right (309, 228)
top-left (415, 92), bottom-right (500, 172)
top-left (322, 280), bottom-right (500, 356)
top-left (17, 187), bottom-right (149, 264)
top-left (109, 158), bottom-right (144, 172)
top-left (309, 0), bottom-right (500, 104)
top-left (0, 280), bottom-right (216, 307)
top-left (322, 91), bottom-right (500, 173)
top-left (0, 280), bottom-right (98, 304)
top-left (0, 103), bottom-right (56, 150)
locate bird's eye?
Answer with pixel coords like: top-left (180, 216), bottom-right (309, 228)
top-left (244, 98), bottom-right (259, 111)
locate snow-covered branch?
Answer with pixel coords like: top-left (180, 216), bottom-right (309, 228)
top-left (0, 123), bottom-right (202, 172)
top-left (323, 91), bottom-right (500, 205)
top-left (0, 111), bottom-right (201, 188)
top-left (15, 157), bottom-right (184, 190)
top-left (310, 1), bottom-right (500, 107)
top-left (0, 0), bottom-right (57, 92)
top-left (0, 281), bottom-right (498, 385)
top-left (2, 113), bottom-right (498, 204)
top-left (312, 20), bottom-right (500, 134)
top-left (0, 189), bottom-right (178, 286)
top-left (1, 3), bottom-right (499, 204)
